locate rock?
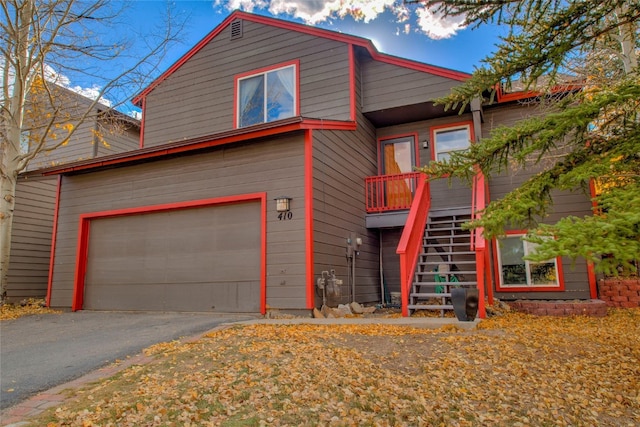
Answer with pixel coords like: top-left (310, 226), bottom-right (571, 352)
top-left (335, 304), bottom-right (352, 317)
top-left (361, 306), bottom-right (376, 314)
top-left (313, 307), bottom-right (325, 318)
top-left (349, 301), bottom-right (364, 314)
top-left (320, 305), bottom-right (336, 318)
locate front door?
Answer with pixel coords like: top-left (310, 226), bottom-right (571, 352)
top-left (380, 135), bottom-right (417, 208)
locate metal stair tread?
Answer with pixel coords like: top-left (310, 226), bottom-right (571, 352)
top-left (420, 260), bottom-right (477, 265)
top-left (412, 281), bottom-right (478, 286)
top-left (415, 270), bottom-right (478, 275)
top-left (409, 304), bottom-right (454, 310)
top-left (410, 292), bottom-right (452, 298)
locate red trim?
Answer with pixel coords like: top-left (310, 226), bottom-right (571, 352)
top-left (139, 97), bottom-right (146, 149)
top-left (43, 119), bottom-right (355, 176)
top-left (348, 45), bottom-right (356, 122)
top-left (45, 175), bottom-right (62, 307)
top-left (493, 231), bottom-right (566, 292)
top-left (304, 130), bottom-right (315, 309)
top-left (496, 83), bottom-right (582, 103)
top-left (132, 10), bottom-right (469, 105)
top-left (397, 175), bottom-right (431, 317)
top-left (234, 59), bottom-right (300, 129)
top-left (377, 133), bottom-right (420, 175)
top-left (587, 261), bottom-right (597, 299)
top-left (429, 120), bottom-right (475, 162)
top-left (71, 193), bottom-right (268, 313)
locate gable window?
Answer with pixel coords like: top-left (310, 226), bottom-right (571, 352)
top-left (431, 122), bottom-right (473, 161)
top-left (496, 233), bottom-right (563, 290)
top-left (236, 61), bottom-right (298, 128)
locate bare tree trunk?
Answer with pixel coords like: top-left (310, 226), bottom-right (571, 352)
top-left (0, 169), bottom-right (18, 303)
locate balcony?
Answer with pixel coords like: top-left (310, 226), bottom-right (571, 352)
top-left (365, 172), bottom-right (425, 228)
top-left (365, 172), bottom-right (423, 213)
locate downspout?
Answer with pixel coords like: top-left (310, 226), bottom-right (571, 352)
top-left (379, 230), bottom-right (385, 305)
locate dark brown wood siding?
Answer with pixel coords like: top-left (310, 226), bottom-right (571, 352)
top-left (7, 176), bottom-right (57, 301)
top-left (380, 228), bottom-right (402, 297)
top-left (482, 103), bottom-right (593, 299)
top-left (360, 55), bottom-right (460, 113)
top-left (50, 133), bottom-right (308, 310)
top-left (142, 20), bottom-right (352, 148)
top-left (312, 53), bottom-right (380, 305)
top-left (96, 121), bottom-right (139, 157)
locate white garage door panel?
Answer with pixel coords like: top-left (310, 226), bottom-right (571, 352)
top-left (84, 202), bottom-right (261, 312)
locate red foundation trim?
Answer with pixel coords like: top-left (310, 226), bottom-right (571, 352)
top-left (304, 130), bottom-right (315, 309)
top-left (46, 175), bottom-right (62, 307)
top-left (71, 193), bottom-right (268, 313)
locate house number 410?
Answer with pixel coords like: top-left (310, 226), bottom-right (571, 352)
top-left (278, 211), bottom-right (293, 220)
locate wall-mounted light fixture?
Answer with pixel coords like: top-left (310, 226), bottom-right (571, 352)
top-left (274, 196), bottom-right (292, 213)
top-left (422, 139), bottom-right (429, 149)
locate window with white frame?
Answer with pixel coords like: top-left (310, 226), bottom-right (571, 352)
top-left (497, 234), bottom-right (560, 287)
top-left (237, 64), bottom-right (296, 128)
top-left (433, 125), bottom-right (471, 161)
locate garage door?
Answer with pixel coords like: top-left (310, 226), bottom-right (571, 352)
top-left (83, 202), bottom-right (261, 312)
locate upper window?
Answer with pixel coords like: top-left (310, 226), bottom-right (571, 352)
top-left (236, 62), bottom-right (298, 128)
top-left (431, 122), bottom-right (473, 161)
top-left (496, 233), bottom-right (562, 289)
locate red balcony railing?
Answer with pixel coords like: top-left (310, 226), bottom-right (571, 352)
top-left (396, 175), bottom-right (431, 317)
top-left (365, 172), bottom-right (423, 213)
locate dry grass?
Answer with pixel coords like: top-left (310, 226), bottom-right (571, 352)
top-left (0, 299), bottom-right (60, 321)
top-left (25, 308), bottom-right (640, 426)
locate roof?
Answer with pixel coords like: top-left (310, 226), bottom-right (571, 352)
top-left (132, 10), bottom-right (470, 105)
top-left (40, 117), bottom-right (355, 175)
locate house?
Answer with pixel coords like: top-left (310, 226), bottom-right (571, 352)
top-left (40, 11), bottom-right (595, 316)
top-left (5, 85), bottom-right (140, 302)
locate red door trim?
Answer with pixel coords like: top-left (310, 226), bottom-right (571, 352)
top-left (71, 193), bottom-right (268, 313)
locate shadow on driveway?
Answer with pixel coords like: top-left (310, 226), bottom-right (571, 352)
top-left (0, 311), bottom-right (255, 410)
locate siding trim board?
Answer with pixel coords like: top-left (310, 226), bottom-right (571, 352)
top-left (305, 130), bottom-right (315, 308)
top-left (45, 175), bottom-right (62, 307)
top-left (70, 193), bottom-right (267, 313)
top-left (131, 11), bottom-right (469, 106)
top-left (43, 118), bottom-right (356, 176)
top-left (349, 45), bottom-right (356, 122)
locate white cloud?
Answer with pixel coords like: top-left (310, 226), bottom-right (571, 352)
top-left (414, 5), bottom-right (466, 40)
top-left (217, 0), bottom-right (465, 39)
top-left (43, 64), bottom-right (112, 107)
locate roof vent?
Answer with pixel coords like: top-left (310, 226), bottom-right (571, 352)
top-left (230, 20), bottom-right (243, 40)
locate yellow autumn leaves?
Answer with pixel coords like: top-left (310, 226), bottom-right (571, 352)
top-left (31, 309), bottom-right (640, 426)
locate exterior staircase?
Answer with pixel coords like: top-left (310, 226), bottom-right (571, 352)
top-left (409, 207), bottom-right (478, 316)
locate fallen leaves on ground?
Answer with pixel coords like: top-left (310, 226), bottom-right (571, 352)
top-left (0, 299), bottom-right (60, 321)
top-left (30, 309), bottom-right (640, 426)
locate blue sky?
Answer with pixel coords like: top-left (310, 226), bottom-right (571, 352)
top-left (52, 1), bottom-right (506, 114)
top-left (129, 0), bottom-right (504, 74)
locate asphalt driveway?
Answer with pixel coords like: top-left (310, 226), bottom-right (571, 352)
top-left (0, 311), bottom-right (254, 410)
